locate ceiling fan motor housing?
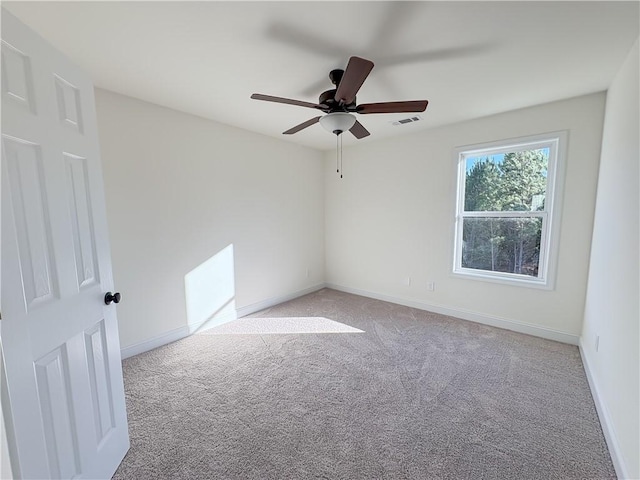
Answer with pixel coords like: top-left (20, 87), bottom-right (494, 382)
top-left (319, 89), bottom-right (356, 113)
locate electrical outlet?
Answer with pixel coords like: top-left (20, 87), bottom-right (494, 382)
top-left (595, 335), bottom-right (600, 352)
top-left (427, 282), bottom-right (435, 291)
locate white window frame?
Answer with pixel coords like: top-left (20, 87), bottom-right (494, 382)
top-left (452, 131), bottom-right (567, 289)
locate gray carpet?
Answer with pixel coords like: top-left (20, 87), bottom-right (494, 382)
top-left (112, 288), bottom-right (615, 479)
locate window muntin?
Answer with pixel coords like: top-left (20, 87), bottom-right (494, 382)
top-left (453, 135), bottom-right (563, 287)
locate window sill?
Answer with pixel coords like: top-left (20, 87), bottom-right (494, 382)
top-left (452, 268), bottom-right (555, 290)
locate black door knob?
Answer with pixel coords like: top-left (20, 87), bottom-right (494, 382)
top-left (104, 292), bottom-right (121, 305)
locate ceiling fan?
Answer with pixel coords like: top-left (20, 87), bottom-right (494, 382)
top-left (251, 56), bottom-right (429, 139)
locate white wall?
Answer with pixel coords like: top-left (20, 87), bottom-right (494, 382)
top-left (581, 39), bottom-right (639, 480)
top-left (95, 89), bottom-right (325, 351)
top-left (325, 93), bottom-right (606, 341)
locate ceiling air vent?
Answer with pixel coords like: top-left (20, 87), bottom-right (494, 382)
top-left (391, 115), bottom-right (422, 126)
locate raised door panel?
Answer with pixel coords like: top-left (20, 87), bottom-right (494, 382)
top-left (34, 346), bottom-right (82, 479)
top-left (85, 320), bottom-right (116, 445)
top-left (1, 39), bottom-right (35, 113)
top-left (54, 74), bottom-right (84, 134)
top-left (65, 153), bottom-right (100, 290)
top-left (2, 135), bottom-right (57, 310)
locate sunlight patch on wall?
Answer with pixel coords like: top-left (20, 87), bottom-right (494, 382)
top-left (200, 316), bottom-right (364, 335)
top-left (184, 244), bottom-right (236, 334)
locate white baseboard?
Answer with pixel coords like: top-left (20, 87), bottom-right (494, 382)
top-left (120, 323), bottom-right (192, 359)
top-left (325, 283), bottom-right (580, 345)
top-left (235, 283), bottom-right (326, 318)
top-left (120, 283), bottom-right (326, 359)
top-left (579, 339), bottom-right (628, 479)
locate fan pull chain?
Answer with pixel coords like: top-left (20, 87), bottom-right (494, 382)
top-left (339, 134), bottom-right (343, 178)
top-left (336, 135), bottom-right (340, 173)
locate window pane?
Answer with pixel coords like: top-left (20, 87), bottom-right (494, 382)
top-left (461, 217), bottom-right (543, 277)
top-left (464, 148), bottom-right (549, 212)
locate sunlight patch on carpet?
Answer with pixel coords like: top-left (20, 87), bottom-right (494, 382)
top-left (199, 316), bottom-right (364, 335)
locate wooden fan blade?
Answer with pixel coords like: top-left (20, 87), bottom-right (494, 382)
top-left (283, 116), bottom-right (321, 135)
top-left (349, 120), bottom-right (370, 139)
top-left (251, 93), bottom-right (325, 110)
top-left (357, 100), bottom-right (428, 114)
top-left (334, 56), bottom-right (374, 105)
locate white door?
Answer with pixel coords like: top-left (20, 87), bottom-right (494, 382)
top-left (1, 10), bottom-right (129, 479)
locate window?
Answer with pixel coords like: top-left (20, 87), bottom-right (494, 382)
top-left (453, 132), bottom-right (566, 288)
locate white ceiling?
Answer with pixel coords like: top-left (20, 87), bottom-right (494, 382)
top-left (4, 1), bottom-right (639, 151)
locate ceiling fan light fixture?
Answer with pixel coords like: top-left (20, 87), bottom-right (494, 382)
top-left (319, 112), bottom-right (356, 135)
